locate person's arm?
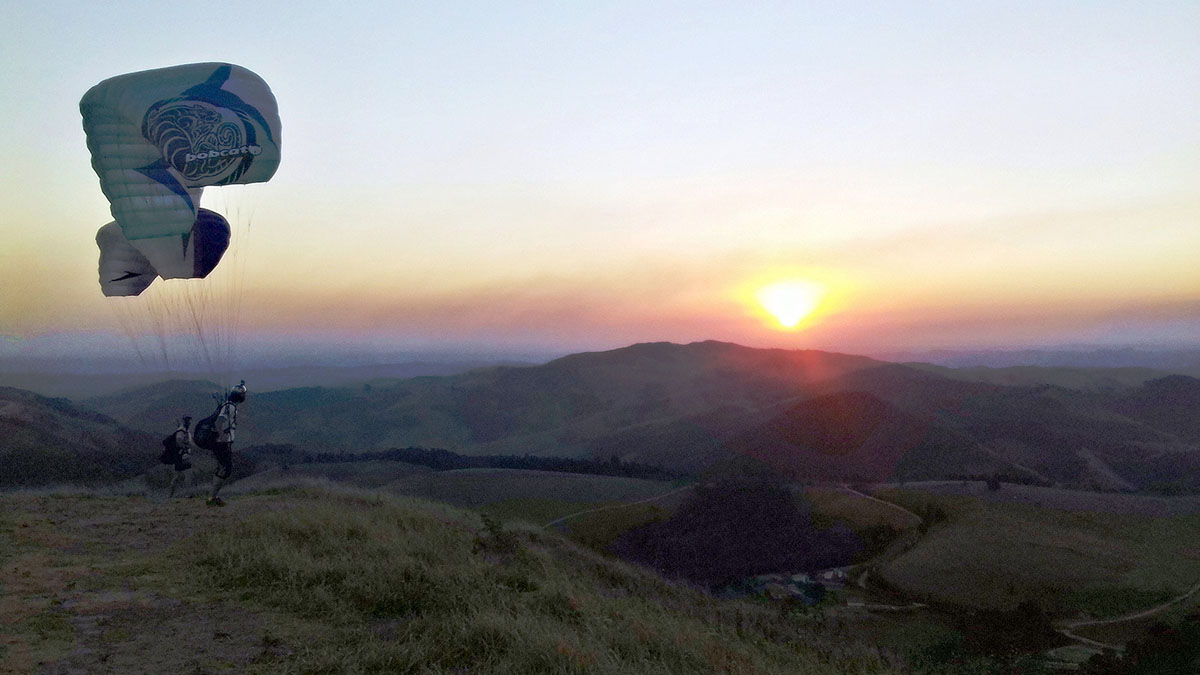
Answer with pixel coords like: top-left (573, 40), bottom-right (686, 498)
top-left (216, 404), bottom-right (232, 434)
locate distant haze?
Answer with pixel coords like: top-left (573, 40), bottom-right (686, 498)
top-left (5, 336), bottom-right (1200, 399)
top-left (882, 346), bottom-right (1200, 373)
top-left (6, 333), bottom-right (1200, 378)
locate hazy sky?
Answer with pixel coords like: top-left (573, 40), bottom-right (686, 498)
top-left (2, 1), bottom-right (1198, 368)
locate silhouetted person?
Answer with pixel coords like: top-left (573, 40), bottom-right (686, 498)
top-left (207, 381), bottom-right (245, 507)
top-left (167, 416), bottom-right (193, 499)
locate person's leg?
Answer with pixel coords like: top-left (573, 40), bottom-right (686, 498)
top-left (171, 455), bottom-right (192, 499)
top-left (209, 474), bottom-right (225, 503)
top-left (208, 444), bottom-right (232, 505)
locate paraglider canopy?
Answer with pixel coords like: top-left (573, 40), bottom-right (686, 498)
top-left (81, 63), bottom-right (281, 387)
top-left (81, 62), bottom-right (281, 288)
top-left (97, 208), bottom-right (231, 296)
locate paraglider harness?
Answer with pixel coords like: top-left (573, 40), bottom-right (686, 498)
top-left (192, 398), bottom-right (225, 452)
top-left (195, 382), bottom-right (242, 449)
top-left (195, 382), bottom-right (243, 480)
top-left (159, 433), bottom-right (183, 465)
top-left (160, 420), bottom-right (192, 469)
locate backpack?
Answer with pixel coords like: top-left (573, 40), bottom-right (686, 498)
top-left (193, 404), bottom-right (223, 451)
top-left (160, 433), bottom-right (179, 464)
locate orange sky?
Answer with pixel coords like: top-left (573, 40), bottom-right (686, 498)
top-left (2, 3), bottom-right (1198, 368)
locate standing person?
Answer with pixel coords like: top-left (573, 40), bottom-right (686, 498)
top-left (207, 380), bottom-right (246, 507)
top-left (167, 416), bottom-right (193, 499)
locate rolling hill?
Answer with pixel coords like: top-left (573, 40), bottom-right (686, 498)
top-left (82, 379), bottom-right (224, 433)
top-left (0, 483), bottom-right (899, 674)
top-left (74, 341), bottom-right (1200, 493)
top-left (86, 341), bottom-right (884, 459)
top-left (0, 360), bottom-right (508, 399)
top-left (728, 391), bottom-right (1006, 483)
top-left (0, 386), bottom-right (157, 486)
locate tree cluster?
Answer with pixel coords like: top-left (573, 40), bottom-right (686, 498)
top-left (611, 475), bottom-right (862, 588)
top-left (238, 444), bottom-right (681, 481)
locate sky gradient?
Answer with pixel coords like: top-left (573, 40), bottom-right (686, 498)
top-left (2, 1), bottom-right (1198, 370)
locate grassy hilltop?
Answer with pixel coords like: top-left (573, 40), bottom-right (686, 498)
top-left (1, 482), bottom-right (900, 675)
top-left (6, 473), bottom-right (1200, 672)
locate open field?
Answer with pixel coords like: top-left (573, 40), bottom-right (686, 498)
top-left (381, 467), bottom-right (678, 510)
top-left (530, 482), bottom-right (924, 576)
top-left (873, 487), bottom-right (1200, 616)
top-left (541, 485), bottom-right (698, 551)
top-left (231, 460), bottom-right (434, 490)
top-left (885, 480), bottom-right (1200, 516)
top-left (229, 464), bottom-right (683, 528)
top-left (0, 484), bottom-right (901, 674)
top-left (805, 486), bottom-right (924, 531)
top-left (1065, 587), bottom-right (1200, 647)
top-left (233, 464), bottom-right (694, 557)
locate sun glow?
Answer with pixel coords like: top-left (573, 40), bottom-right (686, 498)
top-left (756, 280), bottom-right (824, 329)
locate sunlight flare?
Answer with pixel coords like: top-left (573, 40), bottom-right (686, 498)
top-left (756, 280), bottom-right (824, 329)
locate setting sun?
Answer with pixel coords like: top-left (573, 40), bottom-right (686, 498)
top-left (756, 280), bottom-right (824, 329)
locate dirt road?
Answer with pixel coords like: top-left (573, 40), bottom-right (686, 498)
top-left (836, 484), bottom-right (923, 526)
top-left (1055, 579), bottom-right (1200, 651)
top-left (543, 483), bottom-right (696, 529)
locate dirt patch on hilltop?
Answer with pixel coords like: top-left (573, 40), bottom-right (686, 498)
top-left (0, 492), bottom-right (294, 674)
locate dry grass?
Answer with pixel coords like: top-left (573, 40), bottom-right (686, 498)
top-left (180, 484), bottom-right (906, 673)
top-left (230, 460), bottom-right (432, 491)
top-left (874, 488), bottom-right (1200, 616)
top-left (901, 481), bottom-right (1200, 516)
top-left (0, 484), bottom-right (905, 674)
top-left (1067, 591), bottom-right (1200, 646)
top-left (381, 467), bottom-right (675, 509)
top-left (805, 486), bottom-right (923, 531)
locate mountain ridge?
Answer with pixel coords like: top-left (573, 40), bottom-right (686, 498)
top-left (31, 341), bottom-right (1200, 493)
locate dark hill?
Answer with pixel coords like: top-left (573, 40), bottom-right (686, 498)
top-left (73, 341), bottom-right (1200, 492)
top-left (83, 379), bottom-right (222, 434)
top-left (814, 363), bottom-right (1004, 416)
top-left (0, 386), bottom-right (156, 486)
top-left (454, 341), bottom-right (882, 442)
top-left (768, 391), bottom-right (913, 455)
top-left (82, 341), bottom-right (883, 462)
top-left (1109, 375), bottom-right (1200, 442)
top-left (904, 362), bottom-right (1174, 391)
top-left (729, 391), bottom-right (1003, 482)
top-left (934, 385), bottom-right (1180, 489)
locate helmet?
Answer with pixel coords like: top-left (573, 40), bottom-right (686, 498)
top-left (228, 381), bottom-right (247, 404)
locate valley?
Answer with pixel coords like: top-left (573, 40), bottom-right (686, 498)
top-left (3, 340), bottom-right (1199, 672)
